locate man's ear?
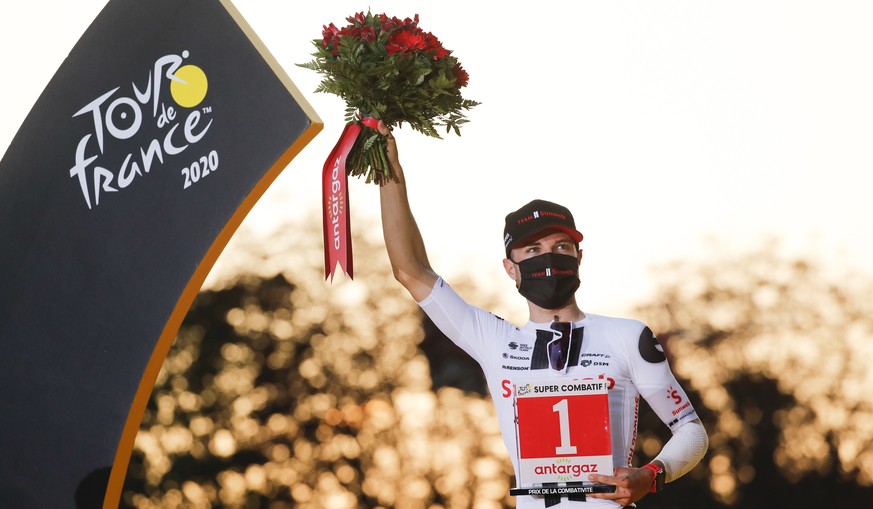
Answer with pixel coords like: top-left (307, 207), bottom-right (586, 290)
top-left (577, 249), bottom-right (583, 265)
top-left (503, 258), bottom-right (517, 280)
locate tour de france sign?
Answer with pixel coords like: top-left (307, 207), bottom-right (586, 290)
top-left (0, 1), bottom-right (321, 507)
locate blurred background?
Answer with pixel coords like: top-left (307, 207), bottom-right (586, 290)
top-left (3, 1), bottom-right (873, 508)
top-left (117, 221), bottom-right (873, 508)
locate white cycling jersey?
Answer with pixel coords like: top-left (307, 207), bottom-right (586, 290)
top-left (418, 278), bottom-right (699, 508)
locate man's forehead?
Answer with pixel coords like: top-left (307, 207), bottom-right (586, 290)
top-left (517, 229), bottom-right (575, 246)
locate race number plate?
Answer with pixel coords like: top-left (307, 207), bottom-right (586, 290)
top-left (514, 378), bottom-right (613, 487)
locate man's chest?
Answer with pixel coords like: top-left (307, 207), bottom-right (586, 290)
top-left (495, 326), bottom-right (626, 383)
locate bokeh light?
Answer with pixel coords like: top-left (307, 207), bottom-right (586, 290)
top-left (122, 220), bottom-right (873, 508)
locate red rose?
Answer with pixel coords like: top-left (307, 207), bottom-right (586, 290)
top-left (346, 11), bottom-right (366, 26)
top-left (322, 22), bottom-right (339, 47)
top-left (452, 63), bottom-right (469, 88)
top-left (360, 25), bottom-right (376, 42)
top-left (378, 14), bottom-right (399, 31)
top-left (338, 25), bottom-right (376, 43)
top-left (423, 32), bottom-right (449, 60)
top-left (379, 13), bottom-right (419, 33)
top-left (386, 29), bottom-right (427, 56)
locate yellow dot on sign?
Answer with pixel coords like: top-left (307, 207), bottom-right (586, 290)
top-left (170, 65), bottom-right (208, 108)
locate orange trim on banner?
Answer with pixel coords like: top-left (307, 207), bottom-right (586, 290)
top-left (103, 1), bottom-right (323, 506)
top-left (103, 120), bottom-right (321, 509)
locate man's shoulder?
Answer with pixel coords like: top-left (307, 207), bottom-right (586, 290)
top-left (587, 313), bottom-right (666, 364)
top-left (424, 276), bottom-right (523, 332)
top-left (586, 313), bottom-right (648, 334)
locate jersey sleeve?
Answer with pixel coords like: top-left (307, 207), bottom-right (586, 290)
top-left (625, 324), bottom-right (699, 432)
top-left (417, 277), bottom-right (512, 369)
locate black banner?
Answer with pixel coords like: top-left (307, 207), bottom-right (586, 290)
top-left (0, 1), bottom-right (321, 507)
top-left (510, 484), bottom-right (617, 496)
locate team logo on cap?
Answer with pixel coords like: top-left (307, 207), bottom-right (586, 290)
top-left (538, 210), bottom-right (567, 220)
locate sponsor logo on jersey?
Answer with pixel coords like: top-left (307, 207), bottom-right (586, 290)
top-left (579, 353), bottom-right (610, 368)
top-left (504, 353), bottom-right (531, 361)
top-left (672, 402), bottom-right (691, 416)
top-left (628, 395), bottom-right (640, 465)
top-left (668, 409), bottom-right (697, 427)
top-left (502, 365), bottom-right (529, 371)
top-left (507, 341), bottom-right (532, 352)
top-left (638, 326), bottom-right (666, 363)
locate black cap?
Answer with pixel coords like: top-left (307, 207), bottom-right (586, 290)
top-left (503, 199), bottom-right (583, 257)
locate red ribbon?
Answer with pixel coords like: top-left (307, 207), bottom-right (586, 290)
top-left (322, 117), bottom-right (380, 281)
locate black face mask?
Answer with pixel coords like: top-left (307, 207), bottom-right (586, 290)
top-left (515, 253), bottom-right (580, 309)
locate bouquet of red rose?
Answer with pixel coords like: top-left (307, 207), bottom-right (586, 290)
top-left (300, 11), bottom-right (479, 184)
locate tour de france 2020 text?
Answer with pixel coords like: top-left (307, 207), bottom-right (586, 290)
top-left (181, 150), bottom-right (219, 189)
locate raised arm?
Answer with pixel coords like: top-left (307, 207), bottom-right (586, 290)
top-left (377, 122), bottom-right (439, 301)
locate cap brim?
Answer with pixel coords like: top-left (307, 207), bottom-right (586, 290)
top-left (509, 225), bottom-right (584, 251)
